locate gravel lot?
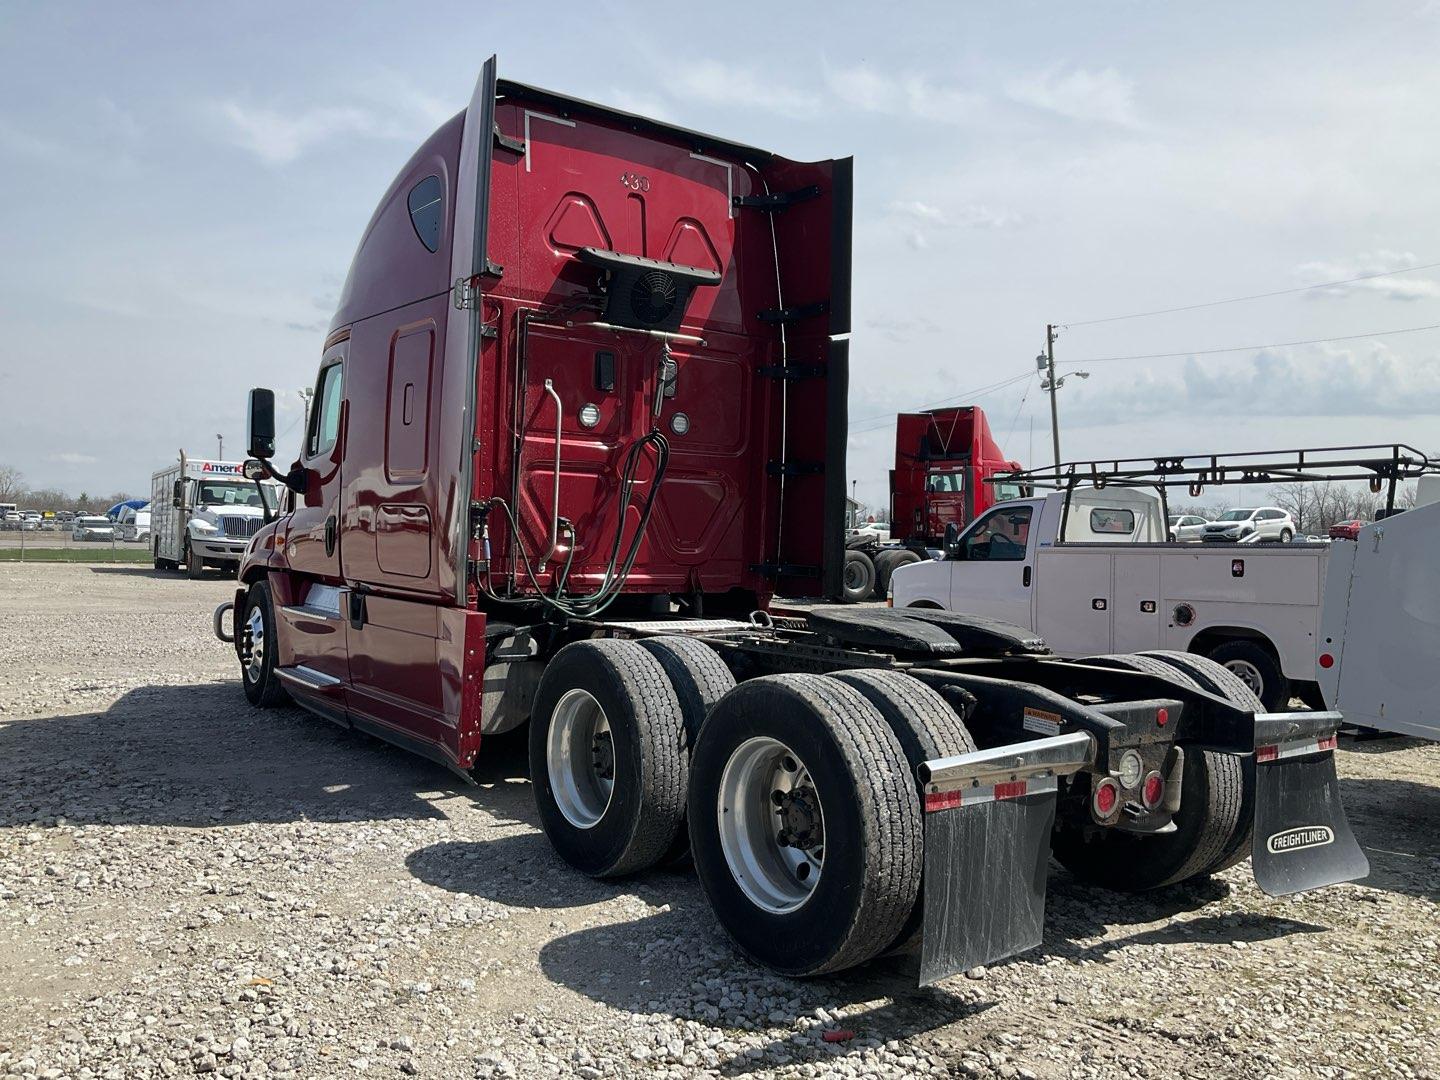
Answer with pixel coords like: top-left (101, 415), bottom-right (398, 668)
top-left (1, 563), bottom-right (1437, 1080)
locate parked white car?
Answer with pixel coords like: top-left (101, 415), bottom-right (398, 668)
top-left (1200, 507), bottom-right (1295, 544)
top-left (72, 515), bottom-right (115, 542)
top-left (1167, 513), bottom-right (1209, 542)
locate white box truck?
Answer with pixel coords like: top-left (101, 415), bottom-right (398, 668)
top-left (151, 454), bottom-right (280, 578)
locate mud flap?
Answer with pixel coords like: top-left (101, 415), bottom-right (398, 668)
top-left (1251, 712), bottom-right (1369, 896)
top-left (916, 732), bottom-right (1094, 985)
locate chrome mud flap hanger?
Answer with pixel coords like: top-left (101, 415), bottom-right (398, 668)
top-left (915, 732), bottom-right (1094, 986)
top-left (1250, 711), bottom-right (1369, 896)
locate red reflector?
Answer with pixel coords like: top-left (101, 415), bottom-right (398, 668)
top-left (1142, 772), bottom-right (1164, 809)
top-left (1156, 707), bottom-right (1169, 727)
top-left (994, 780), bottom-right (1028, 801)
top-left (924, 790), bottom-right (963, 813)
top-left (1318, 735), bottom-right (1337, 752)
top-left (1256, 745), bottom-right (1279, 763)
top-left (1318, 653), bottom-right (1334, 669)
top-left (1093, 779), bottom-right (1118, 816)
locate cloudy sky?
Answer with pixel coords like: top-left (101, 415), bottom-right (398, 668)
top-left (1, 1), bottom-right (1437, 507)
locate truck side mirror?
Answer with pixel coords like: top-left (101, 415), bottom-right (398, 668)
top-left (248, 388), bottom-right (277, 460)
top-left (943, 522), bottom-right (963, 558)
top-left (172, 479), bottom-right (184, 508)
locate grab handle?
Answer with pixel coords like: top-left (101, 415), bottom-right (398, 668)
top-left (537, 378), bottom-right (564, 564)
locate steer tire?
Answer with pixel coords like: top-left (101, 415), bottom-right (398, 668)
top-left (842, 550), bottom-right (876, 603)
top-left (1138, 650), bottom-right (1263, 873)
top-left (529, 640), bottom-right (687, 879)
top-left (873, 549), bottom-right (923, 599)
top-left (1200, 640), bottom-right (1289, 712)
top-left (186, 541), bottom-right (205, 580)
top-left (637, 636), bottom-right (736, 863)
top-left (240, 580), bottom-right (290, 708)
top-left (1053, 653), bottom-right (1244, 890)
top-left (830, 668), bottom-right (976, 953)
top-left (687, 674), bottom-right (921, 976)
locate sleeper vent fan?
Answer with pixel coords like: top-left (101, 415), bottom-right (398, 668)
top-left (577, 247), bottom-right (722, 334)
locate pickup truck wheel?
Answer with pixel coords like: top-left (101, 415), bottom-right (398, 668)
top-left (830, 668), bottom-right (976, 953)
top-left (186, 541), bottom-right (205, 579)
top-left (637, 636), bottom-right (736, 864)
top-left (1200, 640), bottom-right (1288, 711)
top-left (688, 674), bottom-right (921, 976)
top-left (530, 640), bottom-right (687, 878)
top-left (873, 549), bottom-right (922, 598)
top-left (1054, 653), bottom-right (1243, 890)
top-left (240, 580), bottom-right (290, 708)
top-left (842, 550), bottom-right (876, 602)
top-left (1138, 650), bottom-right (1263, 873)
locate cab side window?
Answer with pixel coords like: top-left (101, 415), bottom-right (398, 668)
top-left (962, 505), bottom-right (1032, 561)
top-left (308, 363), bottom-right (344, 457)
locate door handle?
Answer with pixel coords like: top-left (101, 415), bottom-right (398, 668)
top-left (324, 514), bottom-right (337, 557)
top-left (1022, 566), bottom-right (1032, 587)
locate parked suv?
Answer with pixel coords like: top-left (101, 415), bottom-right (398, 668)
top-left (1201, 506), bottom-right (1295, 543)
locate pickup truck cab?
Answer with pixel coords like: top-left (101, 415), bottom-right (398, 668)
top-left (892, 488), bottom-right (1328, 710)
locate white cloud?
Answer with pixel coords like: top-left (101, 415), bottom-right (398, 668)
top-left (49, 453), bottom-right (98, 465)
top-left (823, 63), bottom-right (985, 123)
top-left (669, 60), bottom-right (821, 119)
top-left (1006, 65), bottom-right (1140, 128)
top-left (213, 101), bottom-right (398, 165)
top-left (1298, 251), bottom-right (1440, 302)
top-left (888, 198), bottom-right (1022, 249)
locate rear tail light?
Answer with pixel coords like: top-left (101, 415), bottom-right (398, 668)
top-left (1092, 777), bottom-right (1119, 819)
top-left (1156, 707), bottom-right (1169, 727)
top-left (1141, 771), bottom-right (1164, 810)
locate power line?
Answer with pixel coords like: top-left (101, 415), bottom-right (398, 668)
top-left (848, 369), bottom-right (1033, 431)
top-left (1061, 260), bottom-right (1440, 328)
top-left (1060, 322), bottom-right (1440, 366)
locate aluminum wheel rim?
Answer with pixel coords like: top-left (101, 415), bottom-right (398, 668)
top-left (1223, 658), bottom-right (1265, 697)
top-left (717, 736), bottom-right (825, 914)
top-left (546, 688), bottom-right (615, 829)
top-left (243, 606), bottom-right (265, 684)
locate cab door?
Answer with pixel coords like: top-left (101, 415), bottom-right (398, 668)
top-left (943, 502), bottom-right (1037, 627)
top-left (274, 344), bottom-right (350, 700)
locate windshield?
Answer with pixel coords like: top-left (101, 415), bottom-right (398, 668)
top-left (1217, 509), bottom-right (1254, 522)
top-left (197, 481), bottom-right (265, 507)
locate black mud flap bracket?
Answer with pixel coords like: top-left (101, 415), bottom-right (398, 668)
top-left (1250, 711), bottom-right (1369, 895)
top-left (915, 731), bottom-right (1095, 986)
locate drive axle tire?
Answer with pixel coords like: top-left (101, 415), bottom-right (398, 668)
top-left (688, 674), bottom-right (921, 976)
top-left (830, 668), bottom-right (976, 953)
top-left (1053, 653), bottom-right (1243, 890)
top-left (842, 550), bottom-right (876, 603)
top-left (637, 636), bottom-right (736, 863)
top-left (1200, 640), bottom-right (1289, 712)
top-left (873, 549), bottom-right (922, 599)
top-left (1138, 650), bottom-right (1263, 873)
top-left (530, 640), bottom-right (687, 879)
top-left (240, 580), bottom-right (290, 708)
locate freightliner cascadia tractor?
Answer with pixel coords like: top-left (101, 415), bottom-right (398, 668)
top-left (215, 58), bottom-right (1367, 983)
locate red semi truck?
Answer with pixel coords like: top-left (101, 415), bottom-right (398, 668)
top-left (215, 58), bottom-right (1366, 983)
top-left (844, 406), bottom-right (1026, 601)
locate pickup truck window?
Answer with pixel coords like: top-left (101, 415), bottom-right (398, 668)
top-left (1089, 508), bottom-right (1135, 534)
top-left (962, 505), bottom-right (1032, 561)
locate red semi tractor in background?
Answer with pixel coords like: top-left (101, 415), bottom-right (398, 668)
top-left (216, 57), bottom-right (1366, 984)
top-left (842, 406), bottom-right (1026, 602)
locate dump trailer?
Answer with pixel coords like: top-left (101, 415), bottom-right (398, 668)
top-left (213, 58), bottom-right (1367, 984)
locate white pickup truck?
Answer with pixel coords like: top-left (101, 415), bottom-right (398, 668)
top-left (891, 487), bottom-right (1331, 711)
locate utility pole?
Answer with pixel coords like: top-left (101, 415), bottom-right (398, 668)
top-left (217, 433), bottom-right (224, 460)
top-left (1043, 324), bottom-right (1060, 471)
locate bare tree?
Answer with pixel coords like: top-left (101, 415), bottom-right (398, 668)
top-left (1269, 481), bottom-right (1379, 534)
top-left (0, 465), bottom-right (25, 504)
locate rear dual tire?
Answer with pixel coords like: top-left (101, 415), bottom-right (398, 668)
top-left (842, 550), bottom-right (876, 602)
